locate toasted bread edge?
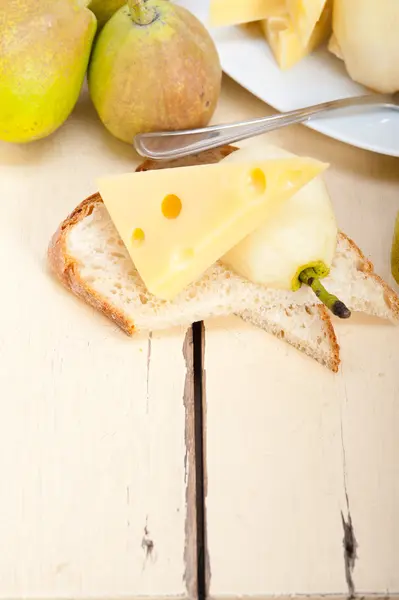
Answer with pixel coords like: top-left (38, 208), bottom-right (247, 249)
top-left (318, 305), bottom-right (340, 373)
top-left (338, 231), bottom-right (399, 321)
top-left (48, 192), bottom-right (136, 336)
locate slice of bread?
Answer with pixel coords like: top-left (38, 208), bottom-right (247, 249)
top-left (48, 146), bottom-right (399, 373)
top-left (48, 192), bottom-right (341, 371)
top-left (240, 304), bottom-right (340, 372)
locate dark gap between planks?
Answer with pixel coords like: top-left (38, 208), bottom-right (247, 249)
top-left (190, 322), bottom-right (359, 600)
top-left (193, 321), bottom-right (206, 600)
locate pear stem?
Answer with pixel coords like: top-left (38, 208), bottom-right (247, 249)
top-left (299, 267), bottom-right (351, 319)
top-left (128, 0), bottom-right (158, 25)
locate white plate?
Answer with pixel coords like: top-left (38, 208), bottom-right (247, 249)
top-left (178, 0), bottom-right (399, 157)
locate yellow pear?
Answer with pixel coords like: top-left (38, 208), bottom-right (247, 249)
top-left (88, 0), bottom-right (222, 144)
top-left (221, 144), bottom-right (350, 318)
top-left (221, 143), bottom-right (337, 291)
top-left (87, 0), bottom-right (126, 29)
top-left (0, 0), bottom-right (97, 143)
top-left (391, 212), bottom-right (399, 285)
top-left (332, 0), bottom-right (399, 93)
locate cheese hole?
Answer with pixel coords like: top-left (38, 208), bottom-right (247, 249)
top-left (132, 228), bottom-right (145, 246)
top-left (162, 194), bottom-right (182, 219)
top-left (171, 248), bottom-right (194, 270)
top-left (248, 168), bottom-right (267, 195)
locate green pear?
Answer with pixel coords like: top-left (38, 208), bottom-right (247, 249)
top-left (0, 0), bottom-right (97, 143)
top-left (88, 0), bottom-right (222, 144)
top-left (88, 0), bottom-right (126, 29)
top-left (391, 212), bottom-right (399, 285)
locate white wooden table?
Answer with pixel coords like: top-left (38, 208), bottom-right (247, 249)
top-left (0, 76), bottom-right (398, 600)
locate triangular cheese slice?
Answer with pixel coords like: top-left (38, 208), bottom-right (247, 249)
top-left (98, 157), bottom-right (327, 300)
top-left (261, 1), bottom-right (332, 69)
top-left (209, 0), bottom-right (285, 27)
top-left (286, 0), bottom-right (328, 46)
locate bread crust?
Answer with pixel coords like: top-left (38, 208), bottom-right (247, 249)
top-left (48, 192), bottom-right (136, 336)
top-left (338, 232), bottom-right (399, 321)
top-left (317, 305), bottom-right (340, 373)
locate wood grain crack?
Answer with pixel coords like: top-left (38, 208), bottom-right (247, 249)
top-left (142, 517), bottom-right (154, 559)
top-left (146, 332), bottom-right (152, 414)
top-left (342, 510), bottom-right (357, 599)
top-left (340, 403), bottom-right (358, 598)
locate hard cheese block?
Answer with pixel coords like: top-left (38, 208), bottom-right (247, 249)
top-left (261, 1), bottom-right (332, 69)
top-left (97, 158), bottom-right (327, 301)
top-left (209, 0), bottom-right (284, 27)
top-left (286, 0), bottom-right (328, 46)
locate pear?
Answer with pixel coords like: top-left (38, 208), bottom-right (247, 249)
top-left (221, 144), bottom-right (350, 319)
top-left (0, 0), bottom-right (97, 144)
top-left (88, 0), bottom-right (222, 144)
top-left (331, 0), bottom-right (399, 93)
top-left (391, 212), bottom-right (399, 285)
top-left (87, 0), bottom-right (126, 29)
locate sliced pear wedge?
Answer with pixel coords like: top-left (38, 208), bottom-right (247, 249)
top-left (221, 143), bottom-right (351, 319)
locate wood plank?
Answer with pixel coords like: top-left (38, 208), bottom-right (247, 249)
top-left (0, 88), bottom-right (196, 599)
top-left (337, 320), bottom-right (399, 595)
top-left (203, 77), bottom-right (399, 598)
top-left (203, 316), bottom-right (348, 597)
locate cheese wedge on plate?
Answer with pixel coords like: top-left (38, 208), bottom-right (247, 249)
top-left (261, 0), bottom-right (332, 69)
top-left (286, 0), bottom-right (328, 46)
top-left (209, 0), bottom-right (284, 27)
top-left (98, 158), bottom-right (327, 300)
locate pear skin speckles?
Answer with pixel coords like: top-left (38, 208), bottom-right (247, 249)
top-left (87, 0), bottom-right (222, 144)
top-left (0, 0), bottom-right (97, 143)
